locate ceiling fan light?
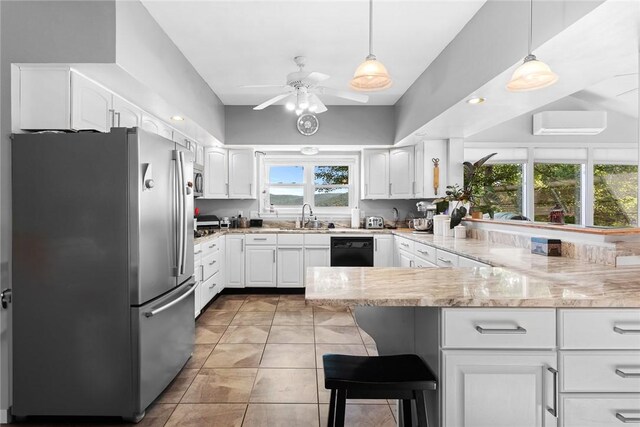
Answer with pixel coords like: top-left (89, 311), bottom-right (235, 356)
top-left (285, 101), bottom-right (295, 111)
top-left (350, 56), bottom-right (392, 92)
top-left (308, 104), bottom-right (317, 113)
top-left (295, 108), bottom-right (303, 116)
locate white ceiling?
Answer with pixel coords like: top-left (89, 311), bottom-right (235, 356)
top-left (141, 0), bottom-right (486, 106)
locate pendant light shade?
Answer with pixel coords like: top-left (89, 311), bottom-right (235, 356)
top-left (507, 54), bottom-right (559, 92)
top-left (506, 0), bottom-right (558, 92)
top-left (350, 0), bottom-right (392, 92)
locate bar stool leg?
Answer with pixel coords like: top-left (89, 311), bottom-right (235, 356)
top-left (414, 390), bottom-right (429, 427)
top-left (328, 389), bottom-right (337, 427)
top-left (335, 389), bottom-right (347, 427)
top-left (402, 399), bottom-right (413, 427)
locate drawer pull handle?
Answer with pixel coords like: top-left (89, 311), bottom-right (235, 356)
top-left (209, 260), bottom-right (217, 266)
top-left (437, 257), bottom-right (453, 264)
top-left (616, 413), bottom-right (640, 423)
top-left (209, 244), bottom-right (216, 248)
top-left (253, 238), bottom-right (268, 241)
top-left (209, 283), bottom-right (216, 289)
top-left (546, 367), bottom-right (558, 417)
top-left (475, 325), bottom-right (527, 334)
top-left (417, 250), bottom-right (430, 255)
top-left (614, 326), bottom-right (640, 335)
top-left (194, 250), bottom-right (202, 255)
top-left (616, 369), bottom-right (640, 378)
top-left (401, 242), bottom-right (409, 247)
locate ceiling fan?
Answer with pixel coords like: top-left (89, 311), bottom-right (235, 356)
top-left (242, 56), bottom-right (369, 114)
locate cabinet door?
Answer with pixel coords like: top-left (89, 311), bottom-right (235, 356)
top-left (362, 149), bottom-right (390, 199)
top-left (373, 236), bottom-right (394, 267)
top-left (398, 249), bottom-right (414, 268)
top-left (414, 141), bottom-right (425, 198)
top-left (71, 72), bottom-right (112, 132)
top-left (277, 247), bottom-right (304, 288)
top-left (196, 144), bottom-right (205, 168)
top-left (245, 246), bottom-right (276, 287)
top-left (225, 235), bottom-right (245, 288)
top-left (203, 148), bottom-right (229, 199)
top-left (228, 149), bottom-right (255, 199)
top-left (443, 351), bottom-right (558, 427)
top-left (20, 67), bottom-right (71, 130)
top-left (112, 95), bottom-right (142, 128)
top-left (389, 146), bottom-right (415, 199)
top-left (140, 114), bottom-right (161, 135)
top-left (217, 236), bottom-right (226, 293)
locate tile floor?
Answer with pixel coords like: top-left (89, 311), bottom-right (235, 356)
top-left (5, 294), bottom-right (396, 427)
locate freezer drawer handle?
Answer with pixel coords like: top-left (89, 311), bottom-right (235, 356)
top-left (616, 413), bottom-right (640, 423)
top-left (475, 325), bottom-right (527, 334)
top-left (144, 284), bottom-right (196, 318)
top-left (616, 369), bottom-right (640, 378)
top-left (614, 326), bottom-right (640, 335)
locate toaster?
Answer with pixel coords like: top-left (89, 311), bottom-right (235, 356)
top-left (365, 216), bottom-right (384, 229)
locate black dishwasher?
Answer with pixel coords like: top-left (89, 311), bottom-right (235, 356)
top-left (330, 237), bottom-right (374, 267)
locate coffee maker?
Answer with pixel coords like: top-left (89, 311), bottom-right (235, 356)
top-left (414, 201), bottom-right (437, 233)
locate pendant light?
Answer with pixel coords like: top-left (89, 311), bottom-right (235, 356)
top-left (350, 0), bottom-right (392, 91)
top-left (506, 0), bottom-right (558, 92)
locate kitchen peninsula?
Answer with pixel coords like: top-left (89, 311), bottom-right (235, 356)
top-left (305, 233), bottom-right (640, 427)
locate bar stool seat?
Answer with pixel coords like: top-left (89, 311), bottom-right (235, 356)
top-left (323, 354), bottom-right (437, 427)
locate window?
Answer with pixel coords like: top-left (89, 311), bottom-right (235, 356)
top-left (467, 163), bottom-right (525, 218)
top-left (261, 156), bottom-right (358, 215)
top-left (593, 164), bottom-right (638, 227)
top-left (534, 163), bottom-right (583, 224)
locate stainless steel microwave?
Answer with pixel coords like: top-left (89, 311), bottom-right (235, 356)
top-left (193, 167), bottom-right (203, 198)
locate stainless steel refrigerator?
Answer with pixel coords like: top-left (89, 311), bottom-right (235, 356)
top-left (11, 128), bottom-right (195, 422)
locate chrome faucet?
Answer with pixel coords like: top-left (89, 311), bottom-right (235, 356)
top-left (301, 203), bottom-right (313, 228)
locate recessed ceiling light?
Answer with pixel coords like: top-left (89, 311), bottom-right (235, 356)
top-left (170, 115), bottom-right (184, 121)
top-left (301, 146), bottom-right (319, 156)
top-left (466, 97), bottom-right (486, 105)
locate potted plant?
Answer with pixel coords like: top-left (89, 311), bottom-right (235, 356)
top-left (435, 153), bottom-right (497, 228)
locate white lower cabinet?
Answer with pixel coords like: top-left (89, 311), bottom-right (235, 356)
top-left (225, 235), bottom-right (245, 288)
top-left (277, 247), bottom-right (304, 288)
top-left (373, 235), bottom-right (394, 267)
top-left (245, 245), bottom-right (277, 287)
top-left (443, 351), bottom-right (558, 427)
top-left (561, 395), bottom-right (640, 427)
top-left (397, 248), bottom-right (414, 267)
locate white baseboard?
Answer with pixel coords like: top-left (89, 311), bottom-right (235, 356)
top-left (0, 408), bottom-right (11, 423)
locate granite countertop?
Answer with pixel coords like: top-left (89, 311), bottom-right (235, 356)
top-left (194, 227), bottom-right (394, 244)
top-left (304, 266), bottom-right (640, 308)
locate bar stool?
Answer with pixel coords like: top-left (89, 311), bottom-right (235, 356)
top-left (322, 353), bottom-right (437, 427)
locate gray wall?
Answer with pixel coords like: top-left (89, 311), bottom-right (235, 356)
top-left (466, 96), bottom-right (639, 144)
top-left (225, 106), bottom-right (395, 146)
top-left (0, 0), bottom-right (118, 417)
top-left (394, 0), bottom-right (605, 143)
top-left (116, 1), bottom-right (225, 143)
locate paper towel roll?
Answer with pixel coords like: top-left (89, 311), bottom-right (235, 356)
top-left (351, 207), bottom-right (360, 228)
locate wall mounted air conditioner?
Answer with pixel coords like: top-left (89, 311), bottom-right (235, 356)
top-left (533, 111), bottom-right (607, 135)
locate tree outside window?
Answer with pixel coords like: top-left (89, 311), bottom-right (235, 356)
top-left (593, 164), bottom-right (638, 227)
top-left (314, 166), bottom-right (349, 207)
top-left (466, 163), bottom-right (524, 218)
top-left (534, 163), bottom-right (582, 224)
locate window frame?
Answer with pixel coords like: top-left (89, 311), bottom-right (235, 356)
top-left (477, 161), bottom-right (527, 218)
top-left (259, 154), bottom-right (359, 217)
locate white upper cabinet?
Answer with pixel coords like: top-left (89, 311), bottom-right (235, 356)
top-left (389, 146), bottom-right (415, 199)
top-left (20, 68), bottom-right (71, 130)
top-left (141, 113), bottom-right (173, 140)
top-left (414, 142), bottom-right (425, 198)
top-left (111, 95), bottom-right (142, 128)
top-left (71, 73), bottom-right (112, 133)
top-left (228, 149), bottom-right (256, 199)
top-left (203, 148), bottom-right (228, 199)
top-left (362, 149), bottom-right (390, 199)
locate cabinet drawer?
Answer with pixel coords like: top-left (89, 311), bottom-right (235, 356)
top-left (415, 259), bottom-right (436, 268)
top-left (562, 395), bottom-right (640, 427)
top-left (202, 250), bottom-right (221, 280)
top-left (305, 234), bottom-right (330, 246)
top-left (561, 351), bottom-right (640, 392)
top-left (194, 243), bottom-right (203, 259)
top-left (202, 271), bottom-right (221, 305)
top-left (436, 249), bottom-right (459, 267)
top-left (396, 237), bottom-right (414, 252)
top-left (245, 234), bottom-right (277, 245)
top-left (458, 256), bottom-right (490, 268)
top-left (201, 238), bottom-right (221, 257)
top-left (414, 242), bottom-right (436, 264)
top-left (559, 309), bottom-right (640, 349)
top-left (278, 234), bottom-right (304, 246)
top-left (442, 308), bottom-right (556, 349)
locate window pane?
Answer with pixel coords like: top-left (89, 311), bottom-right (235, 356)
top-left (314, 187), bottom-right (349, 207)
top-left (534, 163), bottom-right (582, 224)
top-left (314, 166), bottom-right (349, 185)
top-left (269, 166), bottom-right (303, 184)
top-left (594, 164), bottom-right (638, 227)
top-left (269, 187), bottom-right (303, 205)
top-left (466, 164), bottom-right (524, 219)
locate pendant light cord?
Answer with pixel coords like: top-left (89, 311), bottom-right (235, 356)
top-left (369, 0), bottom-right (373, 56)
top-left (528, 0), bottom-right (533, 54)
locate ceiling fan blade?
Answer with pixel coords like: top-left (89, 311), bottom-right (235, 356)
top-left (617, 87), bottom-right (639, 97)
top-left (304, 72), bottom-right (330, 84)
top-left (241, 84), bottom-right (289, 89)
top-left (253, 93), bottom-right (292, 110)
top-left (309, 94), bottom-right (328, 114)
top-left (317, 87), bottom-right (369, 103)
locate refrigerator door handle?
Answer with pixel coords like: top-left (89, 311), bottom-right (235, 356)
top-left (144, 282), bottom-right (196, 318)
top-left (179, 151), bottom-right (188, 275)
top-left (174, 151), bottom-right (184, 277)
